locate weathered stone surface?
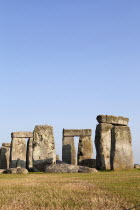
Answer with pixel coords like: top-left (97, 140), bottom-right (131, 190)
top-left (62, 136), bottom-right (76, 165)
top-left (43, 163), bottom-right (98, 173)
top-left (97, 115), bottom-right (129, 126)
top-left (33, 125), bottom-right (56, 167)
top-left (78, 166), bottom-right (98, 173)
top-left (63, 129), bottom-right (92, 137)
top-left (11, 132), bottom-right (33, 138)
top-left (134, 164), bottom-right (140, 169)
top-left (10, 138), bottom-right (26, 168)
top-left (4, 168), bottom-right (28, 174)
top-left (0, 144), bottom-right (11, 169)
top-left (111, 126), bottom-right (134, 170)
top-left (26, 138), bottom-right (33, 170)
top-left (2, 143), bottom-right (11, 147)
top-left (95, 123), bottom-right (113, 170)
top-left (17, 168), bottom-right (28, 174)
top-left (79, 159), bottom-right (96, 168)
top-left (78, 136), bottom-right (93, 164)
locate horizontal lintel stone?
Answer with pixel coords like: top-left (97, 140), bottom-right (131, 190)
top-left (2, 143), bottom-right (11, 147)
top-left (97, 115), bottom-right (129, 126)
top-left (11, 132), bottom-right (33, 138)
top-left (63, 129), bottom-right (92, 137)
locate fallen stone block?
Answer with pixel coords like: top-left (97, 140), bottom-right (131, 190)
top-left (4, 168), bottom-right (28, 174)
top-left (134, 164), bottom-right (140, 169)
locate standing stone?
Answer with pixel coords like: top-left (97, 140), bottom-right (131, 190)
top-left (0, 143), bottom-right (11, 169)
top-left (111, 126), bottom-right (134, 170)
top-left (26, 138), bottom-right (33, 170)
top-left (78, 136), bottom-right (93, 164)
top-left (33, 125), bottom-right (56, 167)
top-left (95, 123), bottom-right (113, 170)
top-left (62, 137), bottom-right (76, 165)
top-left (10, 138), bottom-right (26, 168)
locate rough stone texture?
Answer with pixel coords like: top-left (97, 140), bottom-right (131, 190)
top-left (62, 136), bottom-right (76, 165)
top-left (33, 125), bottom-right (56, 167)
top-left (134, 164), bottom-right (140, 169)
top-left (78, 136), bottom-right (93, 164)
top-left (4, 168), bottom-right (28, 174)
top-left (111, 126), bottom-right (134, 170)
top-left (78, 166), bottom-right (98, 173)
top-left (11, 132), bottom-right (33, 138)
top-left (63, 129), bottom-right (92, 137)
top-left (95, 123), bottom-right (113, 170)
top-left (10, 138), bottom-right (26, 168)
top-left (97, 115), bottom-right (129, 126)
top-left (43, 163), bottom-right (98, 173)
top-left (26, 138), bottom-right (33, 170)
top-left (0, 143), bottom-right (11, 169)
top-left (2, 143), bottom-right (11, 147)
top-left (79, 159), bottom-right (96, 168)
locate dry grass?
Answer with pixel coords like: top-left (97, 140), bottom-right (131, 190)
top-left (0, 170), bottom-right (139, 210)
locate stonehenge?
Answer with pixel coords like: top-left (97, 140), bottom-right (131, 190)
top-left (95, 115), bottom-right (134, 170)
top-left (0, 115), bottom-right (135, 172)
top-left (62, 129), bottom-right (93, 165)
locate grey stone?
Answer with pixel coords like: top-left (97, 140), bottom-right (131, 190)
top-left (79, 159), bottom-right (96, 168)
top-left (134, 164), bottom-right (140, 169)
top-left (62, 136), bottom-right (76, 165)
top-left (10, 138), bottom-right (26, 168)
top-left (111, 126), bottom-right (134, 170)
top-left (97, 115), bottom-right (129, 126)
top-left (11, 132), bottom-right (33, 138)
top-left (78, 166), bottom-right (98, 173)
top-left (95, 123), bottom-right (113, 170)
top-left (63, 129), bottom-right (92, 137)
top-left (4, 168), bottom-right (28, 174)
top-left (26, 138), bottom-right (33, 170)
top-left (17, 168), bottom-right (28, 174)
top-left (33, 125), bottom-right (56, 167)
top-left (43, 163), bottom-right (98, 173)
top-left (78, 136), bottom-right (93, 164)
top-left (0, 144), bottom-right (11, 169)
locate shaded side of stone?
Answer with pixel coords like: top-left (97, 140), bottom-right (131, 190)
top-left (62, 136), bottom-right (76, 165)
top-left (79, 159), bottom-right (96, 168)
top-left (78, 136), bottom-right (93, 164)
top-left (95, 123), bottom-right (113, 170)
top-left (33, 125), bottom-right (56, 167)
top-left (0, 144), bottom-right (11, 169)
top-left (111, 126), bottom-right (134, 170)
top-left (26, 138), bottom-right (33, 170)
top-left (63, 129), bottom-right (92, 137)
top-left (10, 138), bottom-right (26, 168)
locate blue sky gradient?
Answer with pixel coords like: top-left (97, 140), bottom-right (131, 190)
top-left (0, 1), bottom-right (140, 163)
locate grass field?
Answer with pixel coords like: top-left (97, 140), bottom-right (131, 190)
top-left (0, 169), bottom-right (139, 210)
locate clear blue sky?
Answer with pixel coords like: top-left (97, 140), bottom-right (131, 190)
top-left (0, 1), bottom-right (140, 163)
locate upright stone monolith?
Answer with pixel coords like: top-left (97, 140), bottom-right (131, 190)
top-left (33, 125), bottom-right (56, 167)
top-left (62, 136), bottom-right (76, 165)
top-left (78, 135), bottom-right (93, 164)
top-left (95, 115), bottom-right (134, 170)
top-left (26, 138), bottom-right (33, 170)
top-left (10, 137), bottom-right (26, 168)
top-left (0, 143), bottom-right (11, 169)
